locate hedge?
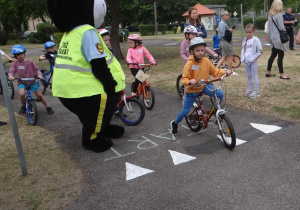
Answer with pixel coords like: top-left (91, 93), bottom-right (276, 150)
top-left (243, 17), bottom-right (254, 28)
top-left (254, 17), bottom-right (268, 30)
top-left (139, 24), bottom-right (167, 36)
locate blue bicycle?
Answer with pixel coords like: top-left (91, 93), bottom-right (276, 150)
top-left (17, 78), bottom-right (39, 125)
top-left (38, 58), bottom-right (54, 95)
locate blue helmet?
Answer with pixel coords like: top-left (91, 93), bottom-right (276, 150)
top-left (11, 45), bottom-right (26, 55)
top-left (44, 41), bottom-right (56, 49)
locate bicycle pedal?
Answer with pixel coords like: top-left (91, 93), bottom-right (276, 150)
top-left (36, 98), bottom-right (41, 102)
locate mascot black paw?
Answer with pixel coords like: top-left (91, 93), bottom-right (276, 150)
top-left (82, 136), bottom-right (113, 153)
top-left (102, 124), bottom-right (125, 138)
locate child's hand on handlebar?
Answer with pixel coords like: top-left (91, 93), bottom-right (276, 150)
top-left (151, 62), bottom-right (157, 66)
top-left (37, 75), bottom-right (44, 80)
top-left (225, 69), bottom-right (233, 76)
top-left (188, 79), bottom-right (196, 85)
top-left (8, 76), bottom-right (14, 81)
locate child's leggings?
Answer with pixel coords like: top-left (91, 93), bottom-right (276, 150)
top-left (175, 84), bottom-right (224, 124)
top-left (245, 60), bottom-right (259, 91)
top-left (130, 68), bottom-right (141, 93)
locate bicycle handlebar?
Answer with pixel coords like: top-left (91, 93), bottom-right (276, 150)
top-left (127, 62), bottom-right (156, 71)
top-left (189, 73), bottom-right (228, 91)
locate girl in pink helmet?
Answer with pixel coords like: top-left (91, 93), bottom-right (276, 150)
top-left (126, 34), bottom-right (156, 96)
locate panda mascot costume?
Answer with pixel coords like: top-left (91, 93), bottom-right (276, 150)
top-left (47, 0), bottom-right (126, 153)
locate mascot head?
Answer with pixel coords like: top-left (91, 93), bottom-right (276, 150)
top-left (47, 0), bottom-right (107, 32)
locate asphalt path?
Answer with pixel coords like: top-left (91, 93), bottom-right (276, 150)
top-left (1, 37), bottom-right (300, 209)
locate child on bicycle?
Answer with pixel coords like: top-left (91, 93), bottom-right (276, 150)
top-left (39, 41), bottom-right (57, 62)
top-left (126, 34), bottom-right (156, 97)
top-left (98, 28), bottom-right (113, 53)
top-left (170, 37), bottom-right (232, 135)
top-left (241, 24), bottom-right (262, 99)
top-left (181, 26), bottom-right (217, 66)
top-left (8, 45), bottom-right (54, 115)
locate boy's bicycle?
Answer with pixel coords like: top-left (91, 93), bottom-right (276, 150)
top-left (185, 74), bottom-right (236, 150)
top-left (129, 63), bottom-right (155, 110)
top-left (176, 54), bottom-right (241, 99)
top-left (0, 60), bottom-right (15, 99)
top-left (117, 89), bottom-right (145, 125)
top-left (37, 58), bottom-right (55, 95)
top-left (15, 78), bottom-right (39, 126)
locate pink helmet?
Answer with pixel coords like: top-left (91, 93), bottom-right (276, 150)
top-left (128, 34), bottom-right (142, 42)
top-left (98, 28), bottom-right (109, 36)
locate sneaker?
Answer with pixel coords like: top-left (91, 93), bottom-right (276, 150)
top-left (0, 121), bottom-right (7, 126)
top-left (131, 92), bottom-right (137, 97)
top-left (46, 107), bottom-right (54, 114)
top-left (170, 120), bottom-right (178, 135)
top-left (249, 91), bottom-right (260, 99)
top-left (19, 105), bottom-right (26, 114)
top-left (113, 110), bottom-right (120, 116)
top-left (243, 90), bottom-right (253, 97)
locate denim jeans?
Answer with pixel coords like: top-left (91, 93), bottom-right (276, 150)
top-left (174, 84), bottom-right (224, 124)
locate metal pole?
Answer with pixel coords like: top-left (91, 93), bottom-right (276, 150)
top-left (241, 4), bottom-right (244, 40)
top-left (0, 59), bottom-right (28, 177)
top-left (154, 1), bottom-right (158, 35)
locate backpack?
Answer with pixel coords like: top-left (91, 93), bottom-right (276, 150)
top-left (224, 29), bottom-right (232, 43)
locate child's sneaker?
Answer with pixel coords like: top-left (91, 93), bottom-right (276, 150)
top-left (170, 120), bottom-right (178, 135)
top-left (19, 105), bottom-right (26, 114)
top-left (46, 107), bottom-right (54, 114)
top-left (249, 91), bottom-right (260, 99)
top-left (243, 90), bottom-right (253, 97)
top-left (131, 92), bottom-right (137, 97)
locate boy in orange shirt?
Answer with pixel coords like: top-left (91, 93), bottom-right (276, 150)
top-left (170, 37), bottom-right (232, 135)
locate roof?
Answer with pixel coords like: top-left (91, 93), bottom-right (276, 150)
top-left (182, 4), bottom-right (216, 17)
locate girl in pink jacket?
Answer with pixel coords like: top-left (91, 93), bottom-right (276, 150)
top-left (126, 34), bottom-right (156, 96)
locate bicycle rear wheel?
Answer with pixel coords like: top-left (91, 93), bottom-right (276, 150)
top-left (217, 114), bottom-right (236, 150)
top-left (119, 98), bottom-right (145, 126)
top-left (232, 55), bottom-right (241, 68)
top-left (27, 100), bottom-right (38, 126)
top-left (143, 86), bottom-right (155, 110)
top-left (185, 107), bottom-right (201, 132)
top-left (37, 79), bottom-right (47, 95)
top-left (176, 74), bottom-right (184, 99)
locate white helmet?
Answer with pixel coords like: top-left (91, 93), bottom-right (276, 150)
top-left (98, 28), bottom-right (109, 36)
top-left (189, 37), bottom-right (206, 49)
top-left (184, 26), bottom-right (197, 34)
top-left (94, 0), bottom-right (107, 29)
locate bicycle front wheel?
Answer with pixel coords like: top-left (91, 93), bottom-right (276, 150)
top-left (37, 79), bottom-right (47, 95)
top-left (176, 74), bottom-right (184, 99)
top-left (119, 98), bottom-right (145, 126)
top-left (232, 55), bottom-right (241, 68)
top-left (7, 80), bottom-right (15, 99)
top-left (217, 115), bottom-right (236, 150)
top-left (185, 107), bottom-right (201, 132)
top-left (143, 86), bottom-right (155, 110)
top-left (27, 100), bottom-right (38, 126)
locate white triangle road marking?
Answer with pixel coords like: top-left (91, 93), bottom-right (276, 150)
top-left (169, 150), bottom-right (196, 165)
top-left (250, 123), bottom-right (282, 134)
top-left (217, 135), bottom-right (246, 145)
top-left (125, 162), bottom-right (154, 181)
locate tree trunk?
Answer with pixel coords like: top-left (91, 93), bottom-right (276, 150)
top-left (15, 24), bottom-right (22, 41)
top-left (106, 0), bottom-right (124, 60)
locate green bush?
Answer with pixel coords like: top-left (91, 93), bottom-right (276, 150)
top-left (172, 26), bottom-right (177, 34)
top-left (0, 30), bottom-right (8, 45)
top-left (36, 22), bottom-right (57, 43)
top-left (8, 33), bottom-right (16, 40)
top-left (53, 32), bottom-right (64, 47)
top-left (118, 29), bottom-right (129, 42)
top-left (158, 24), bottom-right (167, 34)
top-left (254, 17), bottom-right (268, 30)
top-left (139, 25), bottom-right (155, 36)
top-left (27, 32), bottom-right (40, 43)
top-left (243, 17), bottom-right (254, 28)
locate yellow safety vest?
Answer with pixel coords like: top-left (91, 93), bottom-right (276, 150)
top-left (53, 24), bottom-right (125, 98)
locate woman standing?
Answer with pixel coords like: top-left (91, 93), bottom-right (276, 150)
top-left (184, 7), bottom-right (207, 38)
top-left (266, 0), bottom-right (289, 79)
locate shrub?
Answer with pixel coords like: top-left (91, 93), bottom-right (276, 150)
top-left (139, 25), bottom-right (155, 36)
top-left (172, 26), bottom-right (177, 34)
top-left (118, 29), bottom-right (129, 42)
top-left (53, 32), bottom-right (64, 47)
top-left (8, 33), bottom-right (16, 40)
top-left (158, 24), bottom-right (167, 34)
top-left (26, 32), bottom-right (40, 43)
top-left (243, 17), bottom-right (254, 28)
top-left (36, 22), bottom-right (56, 43)
top-left (254, 17), bottom-right (268, 30)
top-left (0, 30), bottom-right (8, 45)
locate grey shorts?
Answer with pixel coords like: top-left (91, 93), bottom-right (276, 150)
top-left (220, 40), bottom-right (234, 56)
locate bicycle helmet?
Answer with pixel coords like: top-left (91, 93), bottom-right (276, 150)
top-left (98, 28), bottom-right (109, 36)
top-left (11, 45), bottom-right (26, 55)
top-left (184, 26), bottom-right (197, 34)
top-left (44, 41), bottom-right (56, 49)
top-left (189, 37), bottom-right (206, 49)
top-left (128, 34), bottom-right (142, 42)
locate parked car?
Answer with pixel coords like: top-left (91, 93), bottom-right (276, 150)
top-left (126, 26), bottom-right (139, 32)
